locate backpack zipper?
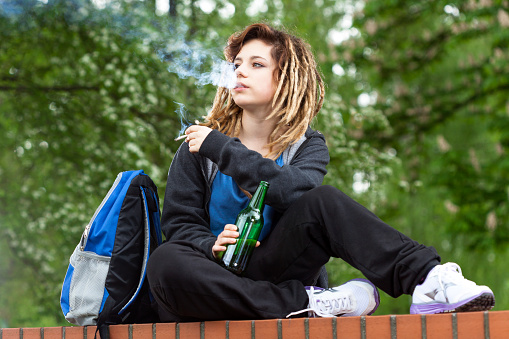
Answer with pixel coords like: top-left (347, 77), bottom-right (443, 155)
top-left (79, 172), bottom-right (124, 251)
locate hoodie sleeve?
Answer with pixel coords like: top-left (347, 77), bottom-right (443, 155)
top-left (199, 128), bottom-right (330, 212)
top-left (161, 142), bottom-right (217, 259)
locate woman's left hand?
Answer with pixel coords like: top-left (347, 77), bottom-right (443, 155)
top-left (185, 125), bottom-right (213, 153)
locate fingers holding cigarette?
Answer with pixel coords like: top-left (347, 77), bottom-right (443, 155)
top-left (174, 120), bottom-right (202, 141)
top-left (183, 125), bottom-right (213, 153)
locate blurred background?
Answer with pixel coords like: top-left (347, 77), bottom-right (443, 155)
top-left (1, 0), bottom-right (508, 327)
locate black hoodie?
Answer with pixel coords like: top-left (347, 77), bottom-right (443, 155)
top-left (161, 127), bottom-right (330, 260)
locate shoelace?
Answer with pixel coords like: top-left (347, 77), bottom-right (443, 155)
top-left (435, 262), bottom-right (476, 302)
top-left (286, 286), bottom-right (354, 318)
top-left (436, 263), bottom-right (461, 302)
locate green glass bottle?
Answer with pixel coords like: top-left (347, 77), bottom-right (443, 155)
top-left (221, 181), bottom-right (270, 275)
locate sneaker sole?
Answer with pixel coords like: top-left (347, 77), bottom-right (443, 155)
top-left (410, 292), bottom-right (495, 314)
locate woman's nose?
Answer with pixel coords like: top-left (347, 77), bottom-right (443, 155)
top-left (235, 65), bottom-right (246, 77)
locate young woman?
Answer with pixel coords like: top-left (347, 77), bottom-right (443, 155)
top-left (147, 23), bottom-right (495, 321)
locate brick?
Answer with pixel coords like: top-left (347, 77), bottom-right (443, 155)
top-left (203, 321), bottom-right (226, 339)
top-left (155, 323), bottom-right (175, 339)
top-left (337, 316), bottom-right (361, 339)
top-left (43, 327), bottom-right (63, 339)
top-left (228, 320), bottom-right (252, 338)
top-left (177, 322), bottom-right (201, 339)
top-left (254, 319), bottom-right (278, 339)
top-left (22, 328), bottom-right (42, 339)
top-left (308, 317), bottom-right (333, 339)
top-left (109, 324), bottom-right (128, 339)
top-left (63, 326), bottom-right (83, 339)
top-left (2, 328), bottom-right (20, 339)
top-left (8, 310), bottom-right (509, 339)
top-left (456, 312), bottom-right (485, 339)
top-left (132, 324), bottom-right (154, 339)
top-left (365, 315), bottom-right (391, 339)
top-left (395, 314), bottom-right (422, 339)
top-left (280, 318), bottom-right (305, 339)
top-left (85, 326), bottom-right (98, 339)
top-left (425, 313), bottom-right (452, 339)
top-left (489, 310), bottom-right (509, 339)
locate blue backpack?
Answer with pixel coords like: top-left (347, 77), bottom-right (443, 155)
top-left (60, 170), bottom-right (162, 334)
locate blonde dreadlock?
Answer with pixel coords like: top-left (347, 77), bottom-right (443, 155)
top-left (203, 23), bottom-right (325, 159)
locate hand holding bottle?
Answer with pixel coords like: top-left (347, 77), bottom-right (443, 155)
top-left (212, 224), bottom-right (260, 259)
top-left (212, 224), bottom-right (238, 259)
top-left (219, 181), bottom-right (269, 274)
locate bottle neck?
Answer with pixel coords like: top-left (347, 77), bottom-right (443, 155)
top-left (249, 181), bottom-right (269, 211)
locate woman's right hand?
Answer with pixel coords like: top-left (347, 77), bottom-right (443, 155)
top-left (185, 125), bottom-right (213, 154)
top-left (212, 224), bottom-right (239, 259)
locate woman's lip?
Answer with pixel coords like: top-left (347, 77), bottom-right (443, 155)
top-left (235, 83), bottom-right (248, 88)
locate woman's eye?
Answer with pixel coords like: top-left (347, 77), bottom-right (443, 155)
top-left (253, 62), bottom-right (264, 67)
top-left (234, 64), bottom-right (240, 69)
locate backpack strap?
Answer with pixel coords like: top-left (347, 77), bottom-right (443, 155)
top-left (118, 187), bottom-right (152, 315)
top-left (147, 187), bottom-right (162, 246)
top-left (95, 296), bottom-right (116, 339)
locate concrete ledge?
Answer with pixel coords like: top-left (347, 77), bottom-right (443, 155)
top-left (1, 311), bottom-right (508, 339)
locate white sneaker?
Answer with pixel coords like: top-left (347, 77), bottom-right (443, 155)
top-left (410, 262), bottom-right (495, 314)
top-left (287, 279), bottom-right (380, 318)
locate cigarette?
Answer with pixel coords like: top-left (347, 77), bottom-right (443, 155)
top-left (174, 121), bottom-right (200, 141)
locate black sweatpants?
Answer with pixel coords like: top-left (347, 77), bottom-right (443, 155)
top-left (147, 185), bottom-right (440, 321)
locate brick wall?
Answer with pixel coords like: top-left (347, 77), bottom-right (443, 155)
top-left (1, 311), bottom-right (508, 339)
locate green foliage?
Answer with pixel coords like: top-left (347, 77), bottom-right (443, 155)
top-left (356, 0), bottom-right (509, 245)
top-left (329, 0), bottom-right (509, 313)
top-left (0, 0), bottom-right (189, 326)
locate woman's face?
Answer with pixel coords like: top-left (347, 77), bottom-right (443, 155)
top-left (231, 39), bottom-right (278, 115)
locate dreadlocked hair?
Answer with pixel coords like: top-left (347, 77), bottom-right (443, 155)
top-left (203, 23), bottom-right (325, 159)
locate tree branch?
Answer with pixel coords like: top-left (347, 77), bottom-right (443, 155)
top-left (169, 0), bottom-right (177, 17)
top-left (0, 85), bottom-right (100, 92)
top-left (380, 81), bottom-right (509, 146)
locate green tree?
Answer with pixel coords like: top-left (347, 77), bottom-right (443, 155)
top-left (0, 0), bottom-right (186, 325)
top-left (343, 0), bottom-right (509, 246)
top-left (328, 0), bottom-right (509, 314)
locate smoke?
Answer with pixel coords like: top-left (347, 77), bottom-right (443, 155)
top-left (2, 1), bottom-right (237, 89)
top-left (173, 101), bottom-right (193, 136)
top-left (0, 0), bottom-right (22, 16)
top-left (156, 33), bottom-right (237, 89)
top-left (154, 23), bottom-right (237, 136)
top-left (1, 0), bottom-right (236, 135)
